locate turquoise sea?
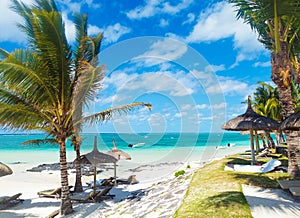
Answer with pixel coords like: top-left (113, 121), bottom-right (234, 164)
top-left (0, 132), bottom-right (251, 152)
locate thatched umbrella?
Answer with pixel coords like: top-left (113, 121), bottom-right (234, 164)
top-left (222, 96), bottom-right (280, 164)
top-left (75, 136), bottom-right (117, 193)
top-left (107, 139), bottom-right (131, 185)
top-left (280, 110), bottom-right (300, 130)
top-left (0, 162), bottom-right (12, 177)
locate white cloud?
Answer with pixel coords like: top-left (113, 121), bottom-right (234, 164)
top-left (147, 114), bottom-right (166, 128)
top-left (0, 0), bottom-right (82, 45)
top-left (57, 0), bottom-right (101, 12)
top-left (180, 104), bottom-right (192, 111)
top-left (126, 0), bottom-right (193, 19)
top-left (103, 71), bottom-right (138, 89)
top-left (196, 104), bottom-right (208, 110)
top-left (159, 19), bottom-right (169, 27)
top-left (162, 0), bottom-right (193, 14)
top-left (89, 23), bottom-right (131, 44)
top-left (205, 64), bottom-right (226, 72)
top-left (183, 13), bottom-right (195, 25)
top-left (206, 76), bottom-right (249, 95)
top-left (62, 12), bottom-right (76, 43)
top-left (84, 0), bottom-right (101, 9)
top-left (211, 102), bottom-right (226, 109)
top-left (0, 0), bottom-right (34, 44)
top-left (186, 1), bottom-right (265, 65)
top-left (135, 38), bottom-right (188, 66)
top-left (253, 61), bottom-right (271, 68)
top-left (120, 71), bottom-right (196, 97)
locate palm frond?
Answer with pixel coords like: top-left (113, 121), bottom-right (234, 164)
top-left (229, 0), bottom-right (300, 53)
top-left (0, 102), bottom-right (46, 131)
top-left (83, 102), bottom-right (152, 125)
top-left (0, 48), bottom-right (9, 59)
top-left (0, 49), bottom-right (58, 107)
top-left (22, 138), bottom-right (58, 146)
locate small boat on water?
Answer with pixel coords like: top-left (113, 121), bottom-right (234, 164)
top-left (128, 143), bottom-right (146, 148)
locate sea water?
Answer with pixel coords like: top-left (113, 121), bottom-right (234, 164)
top-left (0, 132), bottom-right (251, 164)
top-left (0, 132), bottom-right (250, 152)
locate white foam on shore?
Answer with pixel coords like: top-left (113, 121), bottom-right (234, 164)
top-left (0, 146), bottom-right (248, 217)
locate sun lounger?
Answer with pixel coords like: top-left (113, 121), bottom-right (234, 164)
top-left (70, 190), bottom-right (100, 202)
top-left (278, 180), bottom-right (300, 189)
top-left (232, 159), bottom-right (281, 173)
top-left (289, 187), bottom-right (300, 199)
top-left (38, 186), bottom-right (73, 198)
top-left (0, 193), bottom-right (22, 210)
top-left (46, 209), bottom-right (59, 218)
top-left (86, 177), bottom-right (114, 188)
top-left (256, 148), bottom-right (270, 158)
top-left (94, 186), bottom-right (115, 202)
top-left (117, 175), bottom-right (138, 184)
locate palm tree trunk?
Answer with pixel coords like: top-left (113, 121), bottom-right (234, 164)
top-left (266, 133), bottom-right (275, 149)
top-left (271, 37), bottom-right (300, 178)
top-left (286, 131), bottom-right (300, 178)
top-left (59, 138), bottom-right (73, 215)
top-left (259, 134), bottom-right (267, 149)
top-left (74, 143), bottom-right (83, 192)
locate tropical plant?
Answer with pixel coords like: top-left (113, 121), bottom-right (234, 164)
top-left (0, 0), bottom-right (151, 215)
top-left (229, 0), bottom-right (300, 178)
top-left (251, 82), bottom-right (280, 148)
top-left (253, 82), bottom-right (281, 121)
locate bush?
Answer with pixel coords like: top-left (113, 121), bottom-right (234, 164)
top-left (175, 170), bottom-right (185, 177)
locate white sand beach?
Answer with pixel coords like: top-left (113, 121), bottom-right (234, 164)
top-left (0, 146), bottom-right (248, 217)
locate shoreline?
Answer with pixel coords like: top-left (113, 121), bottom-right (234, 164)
top-left (0, 146), bottom-right (248, 217)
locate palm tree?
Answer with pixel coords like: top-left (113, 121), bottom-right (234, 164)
top-left (229, 0), bottom-right (300, 178)
top-left (71, 102), bottom-right (151, 193)
top-left (69, 13), bottom-right (152, 193)
top-left (0, 0), bottom-right (151, 215)
top-left (253, 82), bottom-right (281, 121)
top-left (252, 82), bottom-right (280, 148)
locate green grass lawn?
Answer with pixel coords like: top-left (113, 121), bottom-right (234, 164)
top-left (174, 154), bottom-right (291, 218)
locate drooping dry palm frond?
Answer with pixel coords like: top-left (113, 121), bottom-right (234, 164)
top-left (83, 102), bottom-right (152, 125)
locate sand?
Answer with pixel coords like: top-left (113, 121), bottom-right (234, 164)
top-left (242, 184), bottom-right (300, 218)
top-left (0, 146), bottom-right (248, 217)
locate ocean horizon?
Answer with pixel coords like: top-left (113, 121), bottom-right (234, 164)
top-left (0, 132), bottom-right (252, 152)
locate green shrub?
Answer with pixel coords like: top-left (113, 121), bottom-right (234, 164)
top-left (175, 170), bottom-right (185, 177)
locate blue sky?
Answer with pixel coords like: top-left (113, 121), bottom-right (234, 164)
top-left (0, 0), bottom-right (273, 134)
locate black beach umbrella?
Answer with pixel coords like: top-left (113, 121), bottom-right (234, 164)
top-left (107, 139), bottom-right (131, 185)
top-left (280, 110), bottom-right (300, 130)
top-left (222, 96), bottom-right (280, 164)
top-left (75, 136), bottom-right (117, 193)
top-left (0, 162), bottom-right (12, 177)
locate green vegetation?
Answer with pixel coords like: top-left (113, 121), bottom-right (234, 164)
top-left (175, 170), bottom-right (186, 177)
top-left (0, 0), bottom-right (151, 215)
top-left (229, 0), bottom-right (300, 179)
top-left (174, 154), bottom-right (290, 218)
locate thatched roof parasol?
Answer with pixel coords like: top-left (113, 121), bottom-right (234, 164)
top-left (107, 139), bottom-right (131, 160)
top-left (74, 136), bottom-right (117, 193)
top-left (222, 97), bottom-right (280, 131)
top-left (107, 139), bottom-right (131, 185)
top-left (222, 96), bottom-right (280, 164)
top-left (280, 110), bottom-right (300, 130)
top-left (0, 162), bottom-right (12, 177)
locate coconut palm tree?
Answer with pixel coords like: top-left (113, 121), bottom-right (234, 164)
top-left (229, 0), bottom-right (300, 178)
top-left (252, 82), bottom-right (280, 148)
top-left (253, 82), bottom-right (281, 121)
top-left (69, 13), bottom-right (152, 193)
top-left (0, 0), bottom-right (151, 215)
